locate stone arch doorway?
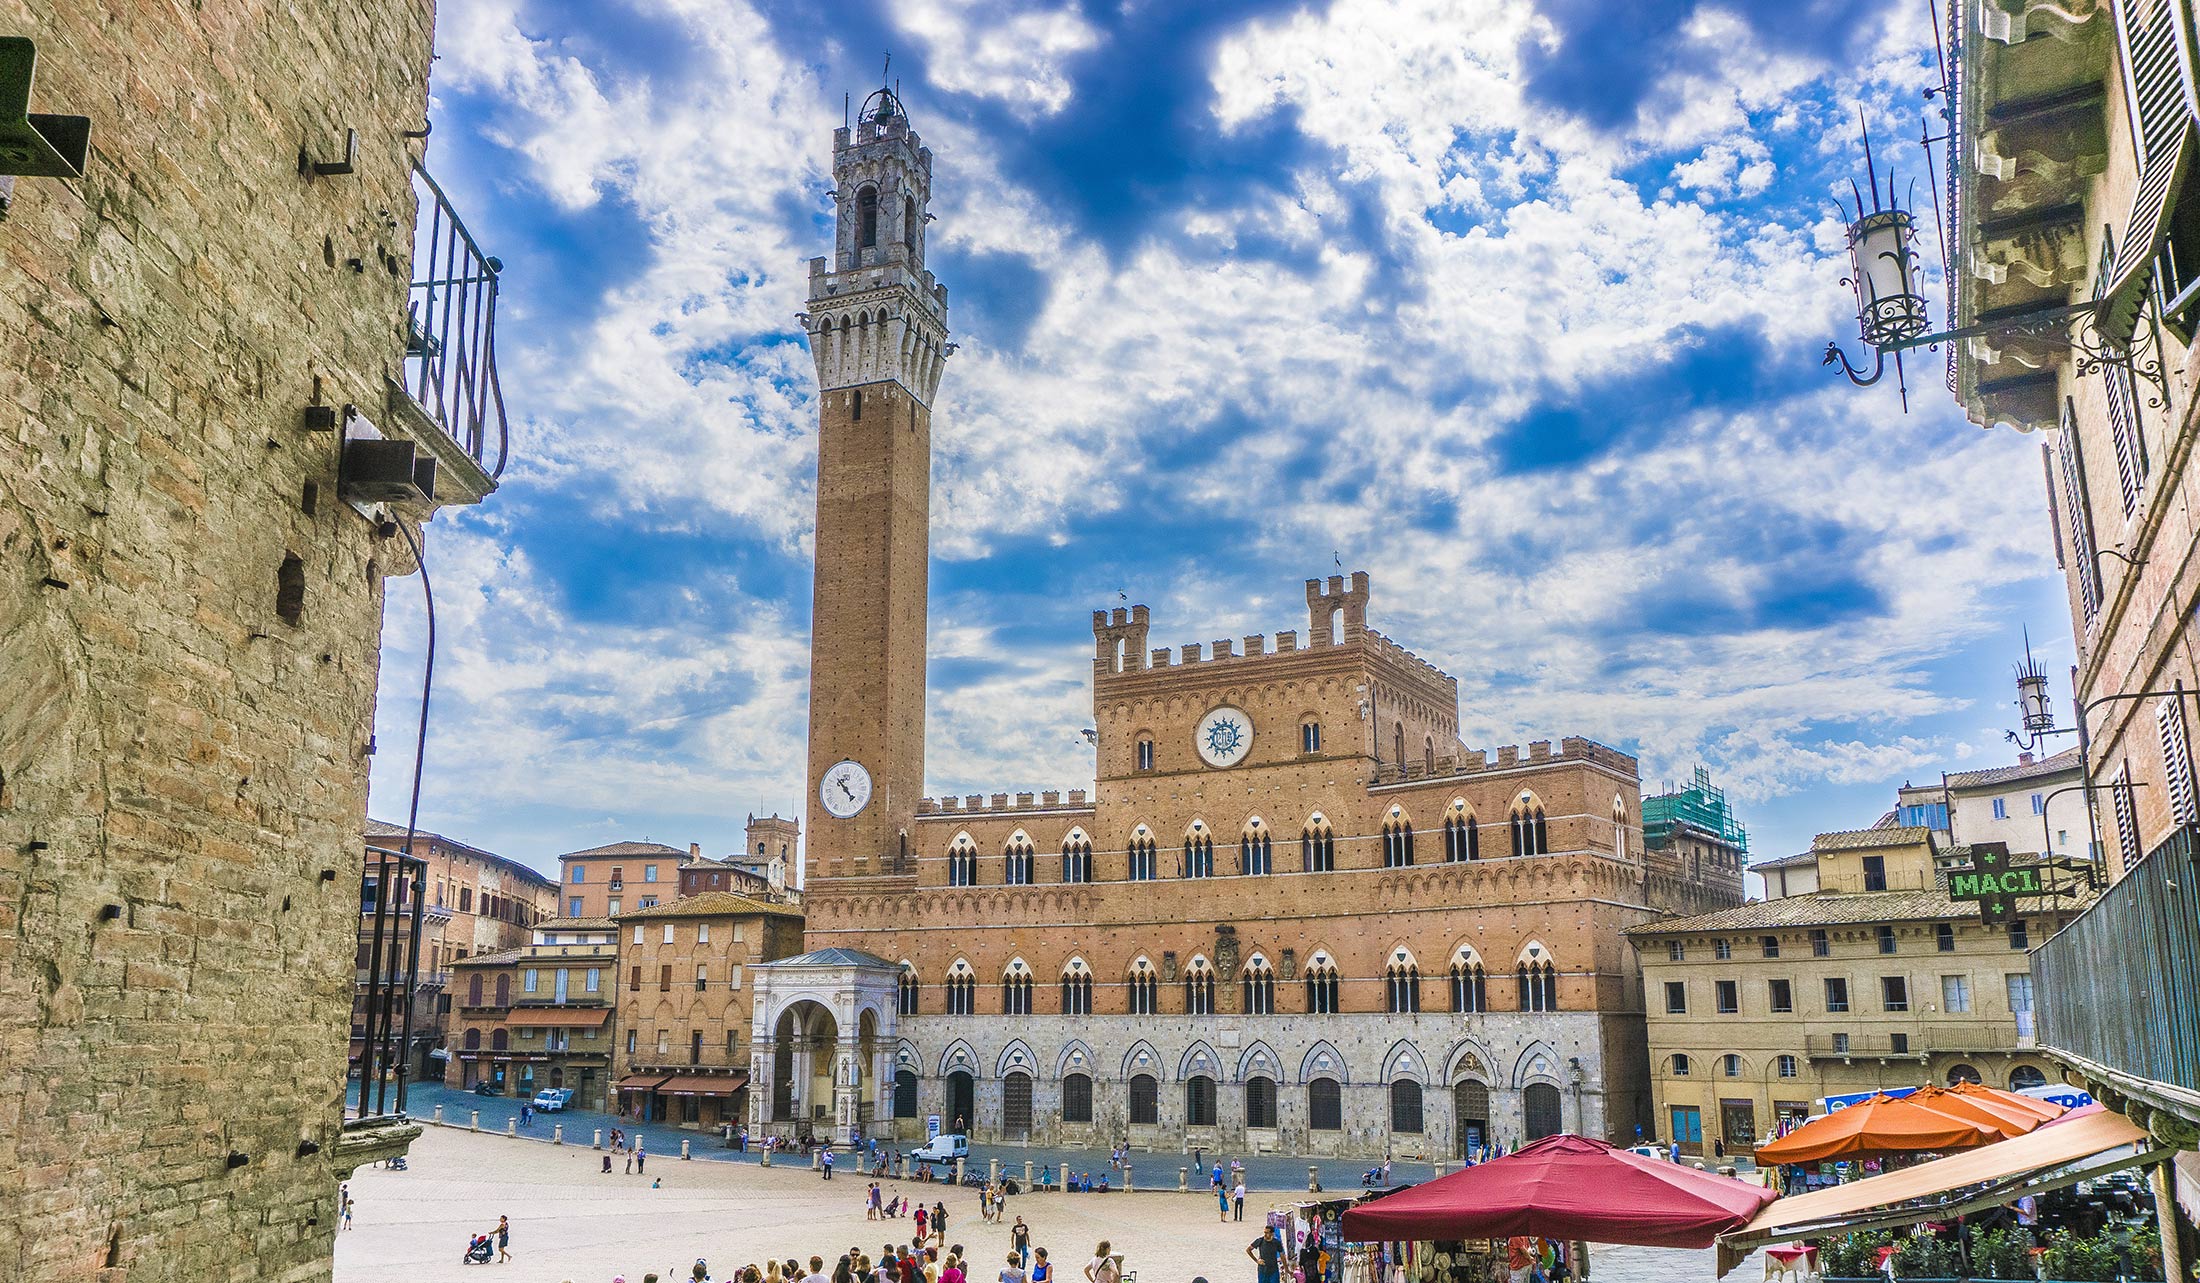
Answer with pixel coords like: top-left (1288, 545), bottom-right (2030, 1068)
top-left (1453, 1080), bottom-right (1490, 1157)
top-left (946, 1070), bottom-right (975, 1133)
top-left (771, 999), bottom-right (839, 1133)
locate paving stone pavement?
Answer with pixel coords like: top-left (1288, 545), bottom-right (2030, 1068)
top-left (336, 1125), bottom-right (1766, 1283)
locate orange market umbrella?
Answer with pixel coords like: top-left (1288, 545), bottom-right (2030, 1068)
top-left (1754, 1092), bottom-right (1998, 1164)
top-left (1947, 1081), bottom-right (2064, 1122)
top-left (1902, 1085), bottom-right (2051, 1139)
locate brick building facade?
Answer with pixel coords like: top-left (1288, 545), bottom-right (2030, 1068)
top-left (1, 2), bottom-right (500, 1278)
top-left (447, 919), bottom-right (620, 1108)
top-left (609, 893), bottom-right (806, 1129)
top-left (751, 89), bottom-right (1742, 1161)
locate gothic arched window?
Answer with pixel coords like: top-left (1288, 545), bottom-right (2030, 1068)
top-left (1443, 803), bottom-right (1479, 862)
top-left (945, 962), bottom-right (976, 1016)
top-left (1304, 955), bottom-right (1341, 1014)
top-left (1003, 834), bottom-right (1034, 885)
top-left (1385, 955), bottom-right (1421, 1013)
top-left (1510, 796), bottom-right (1549, 858)
top-left (1002, 962), bottom-right (1033, 1015)
top-left (898, 964), bottom-right (921, 1015)
top-left (947, 836), bottom-right (978, 886)
top-left (1382, 810), bottom-right (1415, 868)
top-left (904, 194), bottom-right (919, 252)
top-left (1128, 961), bottom-right (1160, 1015)
top-left (1060, 961), bottom-right (1093, 1015)
top-left (1241, 956), bottom-right (1276, 1015)
top-left (1302, 815), bottom-right (1335, 873)
top-left (1128, 830), bottom-right (1157, 881)
top-left (1062, 832), bottom-right (1093, 884)
top-left (1182, 827), bottom-right (1214, 878)
top-left (1449, 947), bottom-right (1487, 1013)
top-left (1183, 958), bottom-right (1216, 1015)
top-left (1240, 822), bottom-right (1272, 875)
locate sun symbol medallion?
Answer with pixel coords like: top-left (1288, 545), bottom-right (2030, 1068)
top-left (1194, 706), bottom-right (1254, 768)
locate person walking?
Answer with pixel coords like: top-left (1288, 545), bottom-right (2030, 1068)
top-left (914, 1205), bottom-right (928, 1243)
top-left (1246, 1230), bottom-right (1282, 1283)
top-left (1083, 1242), bottom-right (1119, 1283)
top-left (999, 1251), bottom-right (1027, 1283)
top-left (1010, 1217), bottom-right (1030, 1270)
top-left (824, 1149), bottom-right (836, 1180)
top-left (1232, 1180), bottom-right (1245, 1222)
top-left (932, 1202), bottom-right (947, 1247)
top-left (626, 1145), bottom-right (636, 1175)
top-left (1028, 1248), bottom-right (1051, 1283)
top-left (340, 1186), bottom-right (354, 1231)
top-left (868, 1183), bottom-right (883, 1219)
top-left (495, 1214), bottom-right (512, 1264)
top-left (637, 1145), bottom-right (648, 1176)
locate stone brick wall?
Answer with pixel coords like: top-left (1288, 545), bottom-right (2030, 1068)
top-left (0, 3), bottom-right (443, 1278)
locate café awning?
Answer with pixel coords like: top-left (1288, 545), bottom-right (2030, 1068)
top-left (506, 1007), bottom-right (611, 1029)
top-left (654, 1072), bottom-right (749, 1096)
top-left (1717, 1109), bottom-right (2166, 1274)
top-left (615, 1074), bottom-right (670, 1092)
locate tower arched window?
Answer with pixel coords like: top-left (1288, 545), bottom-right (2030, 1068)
top-left (1443, 804), bottom-right (1479, 861)
top-left (1242, 957), bottom-right (1276, 1014)
top-left (1004, 835), bottom-right (1034, 885)
top-left (1128, 961), bottom-right (1159, 1015)
top-left (1424, 737), bottom-right (1436, 775)
top-left (1301, 816), bottom-right (1335, 873)
top-left (1240, 823), bottom-right (1272, 875)
top-left (1002, 963), bottom-right (1033, 1015)
top-left (1135, 735), bottom-right (1155, 772)
top-left (898, 964), bottom-right (921, 1015)
top-left (1510, 798), bottom-right (1549, 858)
top-left (1304, 956), bottom-right (1341, 1014)
top-left (1183, 959), bottom-right (1216, 1015)
top-left (904, 194), bottom-right (919, 252)
top-left (1385, 956), bottom-right (1421, 1013)
top-left (1060, 962), bottom-right (1093, 1015)
top-left (1449, 950), bottom-right (1487, 1013)
top-left (1382, 811), bottom-right (1415, 868)
top-left (1182, 827), bottom-right (1213, 878)
top-left (856, 185), bottom-right (879, 250)
top-left (1128, 831), bottom-right (1157, 881)
top-left (1062, 832), bottom-right (1093, 883)
top-left (1394, 723), bottom-right (1406, 770)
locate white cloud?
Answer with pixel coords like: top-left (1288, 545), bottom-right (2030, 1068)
top-left (890, 0), bottom-right (1104, 118)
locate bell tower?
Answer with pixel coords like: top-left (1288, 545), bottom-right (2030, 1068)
top-left (801, 85), bottom-right (950, 886)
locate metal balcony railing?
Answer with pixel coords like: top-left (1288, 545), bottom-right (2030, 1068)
top-left (2035, 825), bottom-right (2200, 1098)
top-left (353, 844), bottom-right (427, 1125)
top-left (405, 161), bottom-right (509, 478)
top-left (1802, 1022), bottom-right (2024, 1059)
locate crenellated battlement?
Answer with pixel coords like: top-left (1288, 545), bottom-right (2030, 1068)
top-left (1370, 735), bottom-right (1640, 787)
top-left (918, 789), bottom-right (1093, 816)
top-left (1306, 571), bottom-right (1370, 646)
top-left (1364, 628), bottom-right (1457, 694)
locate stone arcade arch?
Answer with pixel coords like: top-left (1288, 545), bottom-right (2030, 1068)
top-left (747, 948), bottom-right (900, 1145)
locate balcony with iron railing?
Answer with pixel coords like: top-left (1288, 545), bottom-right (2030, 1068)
top-left (391, 161), bottom-right (508, 489)
top-left (1802, 1021), bottom-right (2027, 1060)
top-left (2035, 825), bottom-right (2200, 1126)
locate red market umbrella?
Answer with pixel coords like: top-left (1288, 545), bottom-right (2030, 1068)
top-left (1753, 1092), bottom-right (1998, 1164)
top-left (1339, 1134), bottom-right (1779, 1249)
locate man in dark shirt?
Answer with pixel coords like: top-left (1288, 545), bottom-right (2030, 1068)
top-left (1246, 1232), bottom-right (1282, 1283)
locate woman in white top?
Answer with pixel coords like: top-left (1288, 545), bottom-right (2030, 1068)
top-left (1084, 1243), bottom-right (1119, 1283)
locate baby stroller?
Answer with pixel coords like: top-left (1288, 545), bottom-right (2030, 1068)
top-left (463, 1235), bottom-right (494, 1264)
top-left (1361, 1166), bottom-right (1384, 1187)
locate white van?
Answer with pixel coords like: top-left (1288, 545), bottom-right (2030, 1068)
top-left (913, 1133), bottom-right (968, 1163)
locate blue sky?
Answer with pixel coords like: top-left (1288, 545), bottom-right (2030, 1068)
top-left (370, 0), bottom-right (2078, 881)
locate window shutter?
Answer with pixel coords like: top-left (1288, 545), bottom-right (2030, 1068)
top-left (2103, 0), bottom-right (2200, 341)
top-left (2095, 236), bottom-right (2154, 516)
top-left (2042, 445), bottom-right (2067, 568)
top-left (2055, 403), bottom-right (2104, 624)
top-left (2157, 696), bottom-right (2198, 823)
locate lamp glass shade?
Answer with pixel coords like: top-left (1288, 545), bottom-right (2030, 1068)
top-left (1849, 209), bottom-right (1929, 348)
top-left (2019, 672), bottom-right (2053, 731)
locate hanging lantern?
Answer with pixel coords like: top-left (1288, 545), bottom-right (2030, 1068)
top-left (1848, 205), bottom-right (1929, 349)
top-left (2016, 646), bottom-right (2054, 736)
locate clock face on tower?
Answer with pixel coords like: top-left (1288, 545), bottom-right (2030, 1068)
top-left (1194, 706), bottom-right (1254, 768)
top-left (820, 759), bottom-right (873, 818)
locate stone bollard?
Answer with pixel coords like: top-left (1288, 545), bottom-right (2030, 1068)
top-left (554, 1124), bottom-right (564, 1145)
top-left (813, 1147), bottom-right (823, 1169)
top-left (470, 1110), bottom-right (480, 1132)
top-left (1308, 1165), bottom-right (1320, 1193)
top-left (682, 1139), bottom-right (692, 1161)
top-left (761, 1147), bottom-right (772, 1167)
top-left (954, 1156), bottom-right (966, 1184)
top-left (990, 1157), bottom-right (1000, 1184)
top-left (594, 1128), bottom-right (603, 1149)
top-left (1431, 1159), bottom-right (1444, 1177)
top-left (433, 1105), bottom-right (444, 1125)
top-left (1178, 1166), bottom-right (1189, 1192)
top-left (1024, 1160), bottom-right (1035, 1188)
top-left (507, 1118), bottom-right (518, 1137)
top-left (1123, 1162), bottom-right (1133, 1192)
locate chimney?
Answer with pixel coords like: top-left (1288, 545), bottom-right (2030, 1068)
top-left (2018, 752), bottom-right (2034, 766)
top-left (690, 842), bottom-right (702, 859)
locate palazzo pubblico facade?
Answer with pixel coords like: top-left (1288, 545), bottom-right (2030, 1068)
top-left (745, 89), bottom-right (1743, 1162)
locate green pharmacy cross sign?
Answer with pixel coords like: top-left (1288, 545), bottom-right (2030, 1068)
top-left (1946, 843), bottom-right (2047, 924)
